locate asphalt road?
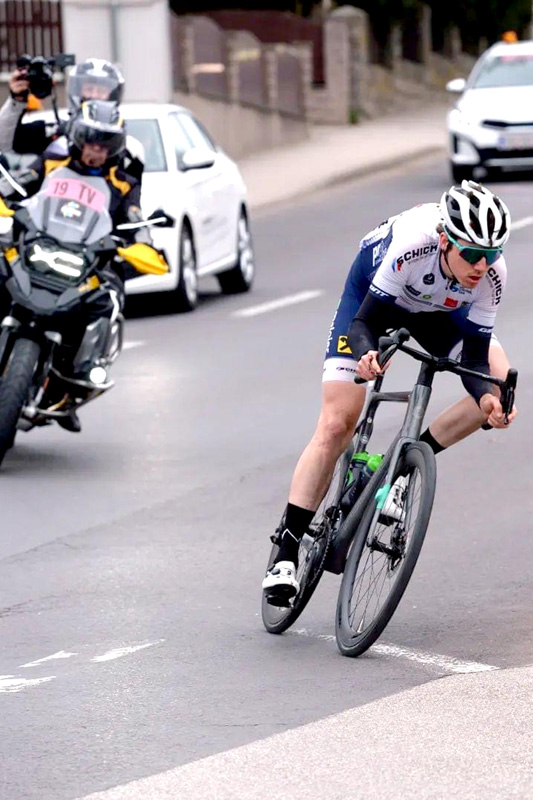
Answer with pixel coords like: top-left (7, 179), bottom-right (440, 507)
top-left (1, 156), bottom-right (533, 800)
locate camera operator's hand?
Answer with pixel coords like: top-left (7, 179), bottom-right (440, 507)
top-left (9, 68), bottom-right (30, 102)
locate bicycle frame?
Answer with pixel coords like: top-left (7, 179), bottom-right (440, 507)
top-left (325, 328), bottom-right (517, 575)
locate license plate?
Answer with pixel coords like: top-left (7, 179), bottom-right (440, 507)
top-left (498, 132), bottom-right (533, 150)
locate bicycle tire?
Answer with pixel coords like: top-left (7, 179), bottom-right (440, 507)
top-left (335, 441), bottom-right (436, 657)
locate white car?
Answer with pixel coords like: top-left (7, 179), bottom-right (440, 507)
top-left (446, 40), bottom-right (533, 181)
top-left (18, 103), bottom-right (255, 312)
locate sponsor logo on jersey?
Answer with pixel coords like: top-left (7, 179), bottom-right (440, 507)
top-left (396, 243), bottom-right (438, 268)
top-left (487, 266), bottom-right (503, 305)
top-left (423, 273), bottom-right (435, 285)
top-left (450, 283), bottom-right (469, 294)
top-left (444, 297), bottom-right (458, 308)
top-left (337, 335), bottom-right (352, 355)
top-left (405, 284), bottom-right (420, 297)
top-left (326, 299), bottom-right (340, 353)
top-left (422, 294), bottom-right (433, 300)
top-left (369, 285), bottom-right (390, 299)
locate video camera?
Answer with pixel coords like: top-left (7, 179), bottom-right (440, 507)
top-left (16, 53), bottom-right (76, 99)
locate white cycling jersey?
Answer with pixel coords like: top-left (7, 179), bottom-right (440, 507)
top-left (362, 203), bottom-right (506, 335)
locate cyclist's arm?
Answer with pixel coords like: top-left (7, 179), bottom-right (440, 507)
top-left (462, 257), bottom-right (507, 404)
top-left (347, 290), bottom-right (408, 360)
top-left (459, 325), bottom-right (494, 404)
top-left (0, 96), bottom-right (26, 152)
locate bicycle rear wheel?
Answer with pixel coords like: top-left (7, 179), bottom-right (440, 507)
top-left (261, 456), bottom-right (345, 634)
top-left (335, 441), bottom-right (436, 657)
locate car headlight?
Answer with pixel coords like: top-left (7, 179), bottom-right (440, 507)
top-left (26, 242), bottom-right (85, 279)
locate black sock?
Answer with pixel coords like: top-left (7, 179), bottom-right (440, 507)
top-left (276, 503), bottom-right (315, 564)
top-left (420, 427), bottom-right (446, 455)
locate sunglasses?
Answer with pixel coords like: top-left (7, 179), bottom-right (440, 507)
top-left (445, 230), bottom-right (503, 266)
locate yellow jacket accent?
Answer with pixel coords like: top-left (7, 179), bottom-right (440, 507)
top-left (44, 157), bottom-right (72, 176)
top-left (26, 94), bottom-right (43, 111)
top-left (4, 247), bottom-right (17, 263)
top-left (78, 275), bottom-right (101, 294)
top-left (107, 166), bottom-right (132, 196)
top-left (0, 197), bottom-right (14, 217)
top-left (117, 243), bottom-right (169, 276)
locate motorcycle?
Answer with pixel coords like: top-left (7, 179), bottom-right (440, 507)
top-left (0, 159), bottom-right (173, 465)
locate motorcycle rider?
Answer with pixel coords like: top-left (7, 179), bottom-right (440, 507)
top-left (0, 99), bottom-right (166, 432)
top-left (0, 58), bottom-right (144, 181)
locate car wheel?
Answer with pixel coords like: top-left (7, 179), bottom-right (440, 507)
top-left (217, 211), bottom-right (255, 295)
top-left (451, 163), bottom-right (473, 183)
top-left (174, 224), bottom-right (198, 313)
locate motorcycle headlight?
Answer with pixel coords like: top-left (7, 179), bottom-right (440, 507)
top-left (26, 242), bottom-right (85, 280)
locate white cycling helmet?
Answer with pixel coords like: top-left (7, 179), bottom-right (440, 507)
top-left (440, 180), bottom-right (511, 248)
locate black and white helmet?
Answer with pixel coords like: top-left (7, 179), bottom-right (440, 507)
top-left (440, 180), bottom-right (511, 247)
top-left (67, 58), bottom-right (124, 112)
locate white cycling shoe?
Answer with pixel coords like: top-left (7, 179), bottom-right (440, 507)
top-left (380, 475), bottom-right (408, 523)
top-left (262, 560), bottom-right (300, 606)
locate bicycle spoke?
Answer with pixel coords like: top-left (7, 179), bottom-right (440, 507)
top-left (345, 465), bottom-right (424, 638)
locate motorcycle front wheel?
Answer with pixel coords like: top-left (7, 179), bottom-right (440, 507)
top-left (0, 337), bottom-right (40, 465)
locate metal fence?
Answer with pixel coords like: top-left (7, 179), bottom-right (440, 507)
top-left (231, 30), bottom-right (265, 109)
top-left (190, 15), bottom-right (228, 101)
top-left (0, 0), bottom-right (63, 74)
top-left (276, 47), bottom-right (304, 116)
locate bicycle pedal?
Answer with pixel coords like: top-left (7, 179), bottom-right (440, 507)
top-left (264, 582), bottom-right (297, 607)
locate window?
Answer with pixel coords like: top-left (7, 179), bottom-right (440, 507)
top-left (167, 113), bottom-right (195, 169)
top-left (124, 119), bottom-right (167, 172)
top-left (472, 55), bottom-right (533, 89)
top-left (176, 113), bottom-right (216, 152)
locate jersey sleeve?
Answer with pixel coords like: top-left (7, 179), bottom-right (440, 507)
top-left (466, 256), bottom-right (507, 335)
top-left (368, 221), bottom-right (425, 302)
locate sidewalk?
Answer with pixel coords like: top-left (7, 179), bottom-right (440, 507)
top-left (82, 663), bottom-right (533, 799)
top-left (239, 100), bottom-right (451, 212)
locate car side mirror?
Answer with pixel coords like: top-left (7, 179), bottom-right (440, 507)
top-left (446, 78), bottom-right (466, 94)
top-left (181, 147), bottom-right (215, 171)
top-left (149, 209), bottom-right (175, 228)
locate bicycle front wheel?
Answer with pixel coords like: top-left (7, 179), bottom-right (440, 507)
top-left (335, 441), bottom-right (436, 657)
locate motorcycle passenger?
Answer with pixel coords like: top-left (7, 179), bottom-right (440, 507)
top-left (0, 58), bottom-right (143, 181)
top-left (262, 181), bottom-right (517, 604)
top-left (0, 99), bottom-right (166, 432)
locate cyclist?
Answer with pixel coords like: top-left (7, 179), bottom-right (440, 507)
top-left (263, 180), bottom-right (517, 604)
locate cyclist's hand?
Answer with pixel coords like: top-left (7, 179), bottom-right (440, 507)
top-left (9, 69), bottom-right (29, 101)
top-left (356, 350), bottom-right (390, 381)
top-left (480, 393), bottom-right (516, 428)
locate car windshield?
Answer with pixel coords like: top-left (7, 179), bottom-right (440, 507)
top-left (125, 119), bottom-right (167, 172)
top-left (472, 54), bottom-right (533, 88)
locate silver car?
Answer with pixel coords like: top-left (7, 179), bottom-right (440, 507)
top-left (447, 40), bottom-right (533, 181)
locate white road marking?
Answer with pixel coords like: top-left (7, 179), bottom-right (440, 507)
top-left (122, 340), bottom-right (145, 351)
top-left (20, 650), bottom-right (77, 668)
top-left (291, 629), bottom-right (496, 674)
top-left (510, 215), bottom-right (533, 231)
top-left (232, 289), bottom-right (323, 318)
top-left (91, 639), bottom-right (165, 663)
top-left (0, 674), bottom-right (55, 693)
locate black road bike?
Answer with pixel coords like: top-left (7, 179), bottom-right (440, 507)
top-left (261, 328), bottom-right (517, 656)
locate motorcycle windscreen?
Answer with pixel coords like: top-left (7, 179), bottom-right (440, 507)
top-left (25, 169), bottom-right (113, 245)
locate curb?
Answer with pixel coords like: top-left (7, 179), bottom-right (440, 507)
top-left (249, 144), bottom-right (446, 214)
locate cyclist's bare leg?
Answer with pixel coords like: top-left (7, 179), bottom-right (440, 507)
top-left (288, 381), bottom-right (366, 511)
top-left (428, 342), bottom-right (509, 447)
